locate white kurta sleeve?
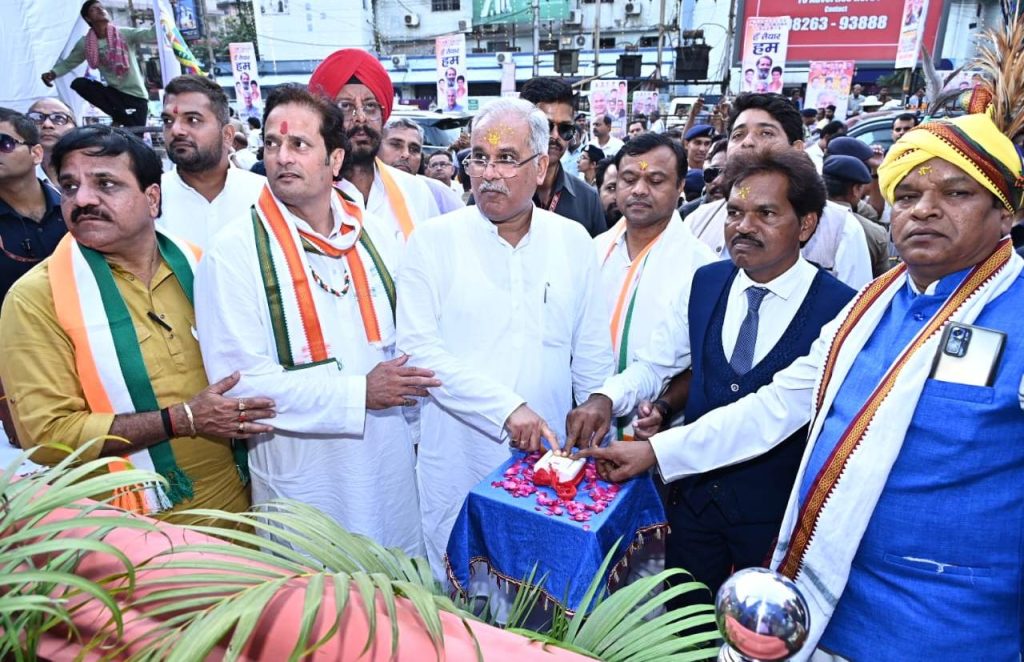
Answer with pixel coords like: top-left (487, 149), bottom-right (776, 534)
top-left (396, 227), bottom-right (525, 439)
top-left (596, 286), bottom-right (693, 417)
top-left (569, 242), bottom-right (615, 404)
top-left (194, 238), bottom-right (367, 436)
top-left (649, 317), bottom-right (832, 481)
top-left (833, 211), bottom-right (872, 290)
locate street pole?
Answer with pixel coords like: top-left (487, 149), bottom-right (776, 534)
top-left (532, 0), bottom-right (540, 77)
top-left (594, 3), bottom-right (601, 77)
top-left (655, 0), bottom-right (666, 82)
top-left (126, 0), bottom-right (137, 26)
top-left (198, 0), bottom-right (216, 74)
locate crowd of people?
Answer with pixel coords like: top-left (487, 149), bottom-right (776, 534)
top-left (3, 3), bottom-right (1024, 655)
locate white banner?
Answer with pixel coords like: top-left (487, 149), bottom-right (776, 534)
top-left (229, 42), bottom-right (262, 120)
top-left (740, 16), bottom-right (792, 94)
top-left (435, 33), bottom-right (467, 112)
top-left (153, 0), bottom-right (182, 85)
top-left (894, 0), bottom-right (930, 69)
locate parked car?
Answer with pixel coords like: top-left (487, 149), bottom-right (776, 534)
top-left (390, 109), bottom-right (470, 154)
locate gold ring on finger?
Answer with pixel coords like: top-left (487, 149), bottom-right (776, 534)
top-left (238, 399), bottom-right (246, 412)
top-left (237, 421), bottom-right (244, 433)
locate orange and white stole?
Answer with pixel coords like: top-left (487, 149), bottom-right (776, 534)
top-left (250, 185), bottom-right (395, 368)
top-left (601, 219), bottom-right (666, 439)
top-left (49, 232), bottom-right (202, 514)
top-left (376, 159), bottom-right (416, 240)
top-left (768, 239), bottom-right (1021, 652)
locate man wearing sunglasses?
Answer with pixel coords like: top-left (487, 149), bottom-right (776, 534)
top-left (308, 49), bottom-right (439, 244)
top-left (0, 108), bottom-right (68, 448)
top-left (397, 97), bottom-right (613, 579)
top-left (26, 98), bottom-right (77, 187)
top-left (518, 78), bottom-right (607, 237)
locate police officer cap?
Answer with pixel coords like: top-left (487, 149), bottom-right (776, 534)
top-left (823, 155), bottom-right (872, 184)
top-left (826, 137), bottom-right (875, 163)
top-left (684, 124), bottom-right (715, 141)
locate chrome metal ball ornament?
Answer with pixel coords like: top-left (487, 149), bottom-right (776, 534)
top-left (715, 567), bottom-right (810, 662)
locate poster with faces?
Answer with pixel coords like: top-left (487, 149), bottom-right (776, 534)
top-left (740, 16), bottom-right (792, 94)
top-left (229, 42), bottom-right (263, 120)
top-left (435, 33), bottom-right (468, 112)
top-left (631, 91), bottom-right (659, 120)
top-left (805, 60), bottom-right (855, 117)
top-left (590, 79), bottom-right (628, 139)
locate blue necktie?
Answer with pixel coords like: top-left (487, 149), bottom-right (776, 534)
top-left (730, 286), bottom-right (769, 375)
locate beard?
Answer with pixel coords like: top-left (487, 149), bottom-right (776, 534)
top-left (169, 140), bottom-right (222, 173)
top-left (344, 124), bottom-right (382, 168)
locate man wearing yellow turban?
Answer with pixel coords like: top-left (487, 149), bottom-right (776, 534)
top-left (576, 94), bottom-right (1024, 658)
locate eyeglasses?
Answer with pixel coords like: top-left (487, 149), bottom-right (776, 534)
top-left (548, 120), bottom-right (575, 141)
top-left (703, 166), bottom-right (723, 184)
top-left (337, 100), bottom-right (382, 120)
top-left (27, 111), bottom-right (73, 126)
top-left (0, 133), bottom-right (32, 154)
top-left (462, 153), bottom-right (541, 178)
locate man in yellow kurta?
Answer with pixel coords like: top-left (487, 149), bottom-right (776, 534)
top-left (0, 125), bottom-right (275, 519)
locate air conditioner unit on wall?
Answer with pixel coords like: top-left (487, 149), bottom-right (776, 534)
top-left (575, 34), bottom-right (590, 48)
top-left (404, 13), bottom-right (420, 27)
top-left (566, 10), bottom-right (582, 25)
top-left (624, 2), bottom-right (641, 16)
top-left (391, 54), bottom-right (408, 69)
top-left (457, 19), bottom-right (470, 31)
top-left (496, 52), bottom-right (514, 65)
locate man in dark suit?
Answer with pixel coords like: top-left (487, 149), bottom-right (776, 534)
top-left (571, 147), bottom-right (856, 604)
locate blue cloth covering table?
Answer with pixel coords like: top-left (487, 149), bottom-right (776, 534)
top-left (445, 451), bottom-right (667, 613)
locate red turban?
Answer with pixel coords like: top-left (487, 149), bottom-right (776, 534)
top-left (309, 49), bottom-right (394, 123)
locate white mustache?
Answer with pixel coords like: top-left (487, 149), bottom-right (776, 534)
top-left (478, 182), bottom-right (509, 195)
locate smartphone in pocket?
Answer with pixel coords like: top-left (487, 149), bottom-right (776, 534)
top-left (929, 323), bottom-right (1006, 387)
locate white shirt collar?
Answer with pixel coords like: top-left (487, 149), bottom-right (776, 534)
top-left (734, 256), bottom-right (815, 302)
top-left (267, 186), bottom-right (361, 249)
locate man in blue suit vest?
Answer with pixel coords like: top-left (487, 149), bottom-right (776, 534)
top-left (575, 93), bottom-right (1024, 656)
top-left (572, 147), bottom-right (855, 606)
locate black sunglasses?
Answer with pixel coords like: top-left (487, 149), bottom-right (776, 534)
top-left (0, 133), bottom-right (31, 154)
top-left (548, 120), bottom-right (576, 141)
top-left (703, 166), bottom-right (723, 184)
top-left (27, 111), bottom-right (73, 126)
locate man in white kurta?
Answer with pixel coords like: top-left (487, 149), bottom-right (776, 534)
top-left (397, 98), bottom-right (614, 576)
top-left (195, 88), bottom-right (432, 556)
top-left (155, 74), bottom-right (266, 250)
top-left (594, 133), bottom-right (716, 434)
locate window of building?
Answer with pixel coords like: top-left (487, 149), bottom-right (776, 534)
top-left (431, 0), bottom-right (460, 10)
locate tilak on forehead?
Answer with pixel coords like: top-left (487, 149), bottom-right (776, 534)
top-left (639, 160), bottom-right (649, 171)
top-left (280, 121), bottom-right (288, 135)
top-left (737, 185), bottom-right (750, 199)
top-left (484, 124), bottom-right (514, 146)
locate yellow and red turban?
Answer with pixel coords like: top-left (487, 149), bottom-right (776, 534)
top-left (878, 110), bottom-right (1024, 212)
top-left (309, 49), bottom-right (394, 123)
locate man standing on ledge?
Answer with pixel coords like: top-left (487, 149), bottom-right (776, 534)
top-left (308, 49), bottom-right (439, 243)
top-left (42, 1), bottom-right (155, 128)
top-left (577, 87), bottom-right (1024, 657)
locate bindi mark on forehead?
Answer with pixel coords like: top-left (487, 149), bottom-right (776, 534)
top-left (737, 186), bottom-right (750, 200)
top-left (172, 106), bottom-right (178, 115)
top-left (917, 165), bottom-right (932, 176)
top-left (280, 121), bottom-right (289, 135)
top-left (639, 160), bottom-right (649, 171)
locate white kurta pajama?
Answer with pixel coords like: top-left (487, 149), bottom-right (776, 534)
top-left (195, 188), bottom-right (423, 556)
top-left (397, 205), bottom-right (615, 577)
top-left (157, 166), bottom-right (266, 250)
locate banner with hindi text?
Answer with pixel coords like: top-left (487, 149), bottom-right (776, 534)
top-left (895, 0), bottom-right (930, 68)
top-left (435, 34), bottom-right (468, 112)
top-left (805, 61), bottom-right (855, 118)
top-left (229, 42), bottom-right (262, 120)
top-left (740, 16), bottom-right (792, 94)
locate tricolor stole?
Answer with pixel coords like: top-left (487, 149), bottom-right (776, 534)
top-left (49, 232), bottom-right (201, 515)
top-left (251, 185), bottom-right (395, 369)
top-left (778, 239), bottom-right (1014, 579)
top-left (376, 158), bottom-right (415, 239)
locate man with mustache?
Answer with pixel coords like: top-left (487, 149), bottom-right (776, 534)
top-left (194, 85), bottom-right (432, 555)
top-left (595, 157), bottom-right (621, 227)
top-left (519, 77), bottom-right (606, 237)
top-left (0, 108), bottom-right (68, 447)
top-left (684, 93), bottom-right (872, 289)
top-left (378, 118), bottom-right (463, 214)
top-left (157, 75), bottom-right (265, 249)
top-left (591, 133), bottom-right (715, 443)
top-left (26, 97), bottom-right (77, 187)
top-left (309, 50), bottom-right (439, 243)
top-left (396, 97), bottom-right (613, 578)
top-left (571, 147), bottom-right (855, 609)
top-left (0, 125), bottom-right (272, 523)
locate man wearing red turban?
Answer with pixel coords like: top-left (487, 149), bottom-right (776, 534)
top-left (310, 49), bottom-right (440, 242)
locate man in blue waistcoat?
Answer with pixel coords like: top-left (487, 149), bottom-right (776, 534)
top-left (573, 147), bottom-right (854, 607)
top-left (576, 90), bottom-right (1024, 657)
